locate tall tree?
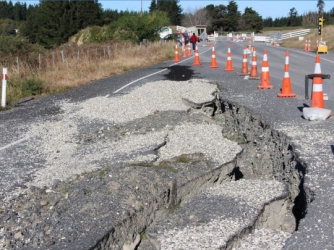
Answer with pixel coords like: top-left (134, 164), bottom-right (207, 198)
top-left (211, 4), bottom-right (227, 31)
top-left (22, 0), bottom-right (102, 48)
top-left (182, 7), bottom-right (210, 26)
top-left (240, 7), bottom-right (263, 32)
top-left (156, 0), bottom-right (182, 25)
top-left (107, 10), bottom-right (170, 42)
top-left (149, 0), bottom-right (157, 12)
top-left (263, 17), bottom-right (273, 27)
top-left (288, 7), bottom-right (299, 26)
top-left (317, 0), bottom-right (325, 15)
top-left (225, 0), bottom-right (240, 31)
top-left (302, 11), bottom-right (318, 26)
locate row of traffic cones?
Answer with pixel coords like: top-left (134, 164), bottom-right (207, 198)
top-left (175, 42), bottom-right (327, 110)
top-left (174, 42), bottom-right (235, 70)
top-left (304, 40), bottom-right (311, 51)
top-left (173, 42), bottom-right (193, 62)
top-left (304, 39), bottom-right (321, 52)
top-left (237, 46), bottom-right (325, 108)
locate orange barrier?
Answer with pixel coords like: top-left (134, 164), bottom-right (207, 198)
top-left (173, 44), bottom-right (180, 62)
top-left (209, 44), bottom-right (219, 68)
top-left (258, 49), bottom-right (273, 89)
top-left (193, 44), bottom-right (202, 66)
top-left (278, 51), bottom-right (296, 98)
top-left (239, 46), bottom-right (249, 75)
top-left (224, 45), bottom-right (235, 72)
top-left (249, 48), bottom-right (260, 80)
top-left (311, 56), bottom-right (324, 108)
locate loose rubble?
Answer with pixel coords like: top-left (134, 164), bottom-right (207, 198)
top-left (1, 79), bottom-right (302, 249)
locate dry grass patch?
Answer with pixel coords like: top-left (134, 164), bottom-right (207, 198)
top-left (1, 41), bottom-right (175, 107)
top-left (279, 25), bottom-right (334, 51)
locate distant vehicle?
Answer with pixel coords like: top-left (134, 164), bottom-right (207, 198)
top-left (162, 33), bottom-right (190, 45)
top-left (158, 26), bottom-right (172, 39)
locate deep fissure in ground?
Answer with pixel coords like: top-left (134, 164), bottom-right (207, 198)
top-left (1, 95), bottom-right (311, 249)
top-left (101, 98), bottom-right (310, 249)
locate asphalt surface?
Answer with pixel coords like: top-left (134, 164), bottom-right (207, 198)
top-left (2, 39), bottom-right (334, 249)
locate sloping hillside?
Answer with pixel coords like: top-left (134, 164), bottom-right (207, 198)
top-left (278, 25), bottom-right (333, 51)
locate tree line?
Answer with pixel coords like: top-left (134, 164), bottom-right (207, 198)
top-left (1, 0), bottom-right (334, 50)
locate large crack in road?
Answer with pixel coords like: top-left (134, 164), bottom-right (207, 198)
top-left (0, 79), bottom-right (307, 249)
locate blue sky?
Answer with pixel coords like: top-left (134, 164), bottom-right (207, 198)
top-left (99, 0), bottom-right (326, 19)
top-left (16, 0), bottom-right (330, 19)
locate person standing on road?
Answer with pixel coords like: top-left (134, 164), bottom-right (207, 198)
top-left (190, 33), bottom-right (197, 51)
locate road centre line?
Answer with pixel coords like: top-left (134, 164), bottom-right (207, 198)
top-left (277, 47), bottom-right (334, 64)
top-left (113, 47), bottom-right (211, 94)
top-left (0, 137), bottom-right (30, 151)
top-left (1, 48), bottom-right (212, 151)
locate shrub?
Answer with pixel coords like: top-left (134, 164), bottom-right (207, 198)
top-left (88, 26), bottom-right (108, 43)
top-left (107, 11), bottom-right (170, 43)
top-left (21, 78), bottom-right (43, 96)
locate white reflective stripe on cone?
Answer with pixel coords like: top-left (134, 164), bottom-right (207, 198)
top-left (313, 84), bottom-right (323, 92)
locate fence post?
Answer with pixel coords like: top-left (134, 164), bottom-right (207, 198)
top-left (16, 57), bottom-right (20, 74)
top-left (61, 50), bottom-right (65, 63)
top-left (1, 68), bottom-right (8, 108)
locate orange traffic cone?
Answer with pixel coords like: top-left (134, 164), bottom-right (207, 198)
top-left (304, 40), bottom-right (308, 51)
top-left (193, 44), bottom-right (202, 66)
top-left (278, 51), bottom-right (296, 98)
top-left (182, 42), bottom-right (187, 58)
top-left (209, 44), bottom-right (219, 68)
top-left (258, 49), bottom-right (273, 89)
top-left (249, 48), bottom-right (260, 80)
top-left (311, 56), bottom-right (324, 108)
top-left (239, 46), bottom-right (249, 75)
top-left (307, 40), bottom-right (311, 51)
top-left (224, 45), bottom-right (235, 72)
top-left (187, 42), bottom-right (192, 57)
top-left (173, 44), bottom-right (180, 62)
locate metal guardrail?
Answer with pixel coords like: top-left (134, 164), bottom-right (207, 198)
top-left (281, 29), bottom-right (311, 40)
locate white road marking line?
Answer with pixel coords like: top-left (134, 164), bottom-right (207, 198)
top-left (1, 48), bottom-right (212, 151)
top-left (113, 47), bottom-right (211, 94)
top-left (0, 137), bottom-right (30, 151)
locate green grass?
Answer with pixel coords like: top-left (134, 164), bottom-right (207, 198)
top-left (131, 161), bottom-right (178, 173)
top-left (140, 231), bottom-right (147, 240)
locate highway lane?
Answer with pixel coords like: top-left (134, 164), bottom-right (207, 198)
top-left (1, 39), bottom-right (334, 249)
top-left (1, 40), bottom-right (333, 190)
top-left (1, 40), bottom-right (334, 193)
